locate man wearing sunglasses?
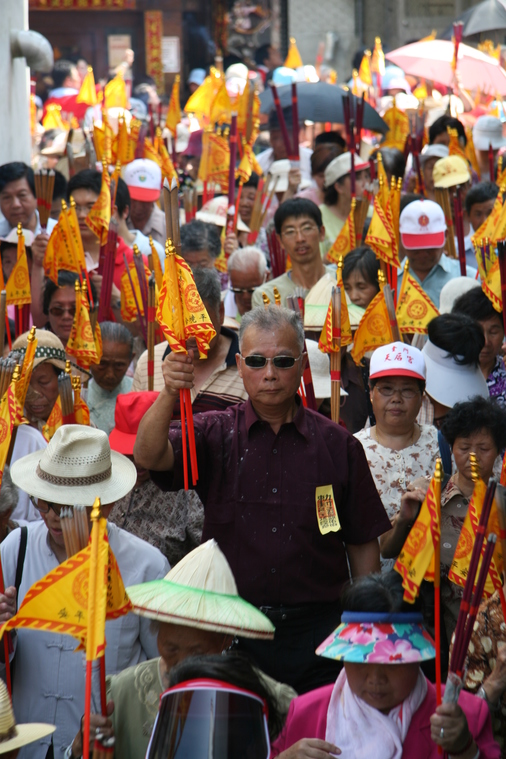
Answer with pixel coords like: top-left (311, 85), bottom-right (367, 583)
top-left (135, 305), bottom-right (390, 695)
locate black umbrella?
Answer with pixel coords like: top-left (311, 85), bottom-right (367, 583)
top-left (440, 0), bottom-right (506, 38)
top-left (259, 81), bottom-right (388, 134)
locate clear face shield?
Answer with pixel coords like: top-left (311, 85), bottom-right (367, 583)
top-left (146, 679), bottom-right (271, 759)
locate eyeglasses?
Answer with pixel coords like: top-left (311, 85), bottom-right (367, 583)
top-left (29, 496), bottom-right (63, 515)
top-left (229, 286), bottom-right (257, 295)
top-left (240, 354), bottom-right (302, 369)
top-left (281, 223), bottom-right (319, 240)
top-left (374, 386), bottom-right (421, 399)
top-left (49, 305), bottom-right (76, 317)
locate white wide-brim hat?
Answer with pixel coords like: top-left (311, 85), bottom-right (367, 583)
top-left (196, 196), bottom-right (250, 233)
top-left (127, 539), bottom-right (275, 640)
top-left (0, 679), bottom-right (55, 754)
top-left (11, 424), bottom-right (136, 506)
top-left (422, 339), bottom-right (489, 408)
top-left (306, 339), bottom-right (347, 398)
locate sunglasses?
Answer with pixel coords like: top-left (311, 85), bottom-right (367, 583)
top-left (49, 306), bottom-right (76, 317)
top-left (29, 496), bottom-right (63, 515)
top-left (229, 286), bottom-right (257, 295)
top-left (240, 354), bottom-right (302, 369)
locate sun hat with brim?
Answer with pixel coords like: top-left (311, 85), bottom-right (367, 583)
top-left (109, 391), bottom-right (159, 455)
top-left (472, 115), bottom-right (506, 151)
top-left (369, 341), bottom-right (426, 381)
top-left (196, 196), bottom-right (250, 233)
top-left (0, 678), bottom-right (55, 754)
top-left (422, 338), bottom-right (489, 408)
top-left (11, 331), bottom-right (90, 378)
top-left (324, 152), bottom-right (369, 188)
top-left (399, 199), bottom-right (446, 250)
top-left (10, 424), bottom-right (137, 507)
top-left (316, 612), bottom-right (436, 664)
top-left (0, 228), bottom-right (34, 247)
top-left (433, 155), bottom-right (471, 189)
top-left (439, 277), bottom-right (480, 314)
top-left (127, 539), bottom-right (275, 640)
top-left (306, 339), bottom-right (347, 398)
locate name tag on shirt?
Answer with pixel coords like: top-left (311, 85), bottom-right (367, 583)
top-left (315, 485), bottom-right (341, 535)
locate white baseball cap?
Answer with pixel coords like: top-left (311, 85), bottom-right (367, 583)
top-left (122, 159), bottom-right (162, 202)
top-left (399, 199), bottom-right (446, 250)
top-left (472, 115), bottom-right (506, 151)
top-left (370, 342), bottom-right (426, 381)
top-left (422, 338), bottom-right (489, 408)
top-left (187, 68), bottom-right (206, 87)
top-left (324, 152), bottom-right (369, 188)
top-left (419, 144), bottom-right (449, 166)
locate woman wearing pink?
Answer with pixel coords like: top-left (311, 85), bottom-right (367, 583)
top-left (272, 574), bottom-right (500, 759)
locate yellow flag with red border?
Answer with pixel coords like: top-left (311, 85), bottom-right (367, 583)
top-left (66, 285), bottom-right (102, 367)
top-left (472, 185), bottom-right (505, 247)
top-left (358, 50), bottom-right (373, 86)
top-left (16, 329), bottom-right (37, 409)
top-left (157, 250), bottom-right (216, 358)
top-left (166, 75), bottom-right (181, 136)
top-left (85, 167), bottom-right (111, 245)
top-left (327, 199), bottom-right (356, 263)
top-left (104, 72), bottom-right (128, 110)
top-left (447, 127), bottom-right (467, 161)
top-left (73, 382), bottom-right (90, 426)
top-left (158, 136), bottom-right (178, 186)
top-left (482, 258), bottom-right (502, 313)
top-left (396, 262), bottom-right (439, 334)
top-left (382, 104), bottom-right (410, 152)
top-left (364, 194), bottom-right (400, 268)
top-left (6, 228), bottom-right (31, 306)
top-left (350, 289), bottom-right (394, 364)
top-left (76, 67), bottom-right (98, 106)
top-left (120, 262), bottom-right (150, 322)
top-left (0, 379), bottom-right (24, 489)
top-left (44, 211), bottom-right (79, 284)
top-left (448, 478), bottom-right (504, 597)
top-left (395, 465), bottom-right (441, 603)
top-left (42, 396), bottom-right (63, 442)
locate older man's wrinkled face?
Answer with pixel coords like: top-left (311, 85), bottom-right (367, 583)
top-left (157, 622), bottom-right (229, 669)
top-left (0, 178), bottom-right (37, 230)
top-left (229, 264), bottom-right (266, 316)
top-left (236, 324), bottom-right (306, 410)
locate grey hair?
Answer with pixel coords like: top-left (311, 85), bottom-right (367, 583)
top-left (227, 246), bottom-right (267, 277)
top-left (239, 305), bottom-right (304, 352)
top-left (98, 321), bottom-right (134, 356)
top-left (0, 466), bottom-right (18, 515)
top-left (193, 266), bottom-right (221, 312)
top-left (181, 220), bottom-right (221, 260)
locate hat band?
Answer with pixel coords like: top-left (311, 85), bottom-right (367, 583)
top-left (0, 725), bottom-right (17, 743)
top-left (36, 463), bottom-right (112, 487)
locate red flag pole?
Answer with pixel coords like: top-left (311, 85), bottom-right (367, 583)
top-left (82, 659), bottom-right (93, 759)
top-left (99, 656), bottom-right (107, 716)
top-left (179, 388), bottom-right (188, 491)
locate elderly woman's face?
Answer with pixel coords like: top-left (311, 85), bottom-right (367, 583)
top-left (25, 363), bottom-right (59, 423)
top-left (48, 285), bottom-right (76, 345)
top-left (370, 376), bottom-right (423, 432)
top-left (344, 662), bottom-right (420, 713)
top-left (452, 429), bottom-right (498, 484)
top-left (90, 339), bottom-right (132, 392)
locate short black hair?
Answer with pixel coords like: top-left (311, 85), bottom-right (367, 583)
top-left (274, 198), bottom-right (323, 234)
top-left (52, 169), bottom-right (68, 202)
top-left (43, 271), bottom-right (98, 316)
top-left (180, 220), bottom-right (221, 260)
top-left (428, 313), bottom-right (484, 367)
top-left (440, 395), bottom-right (506, 450)
top-left (452, 287), bottom-right (503, 327)
top-left (376, 147), bottom-right (406, 181)
top-left (429, 115), bottom-right (467, 146)
top-left (51, 59), bottom-right (76, 90)
top-left (254, 43), bottom-right (271, 67)
top-left (67, 169), bottom-right (102, 201)
top-left (400, 193), bottom-right (423, 214)
top-left (342, 246), bottom-right (380, 289)
top-left (464, 181), bottom-right (499, 215)
top-left (315, 131), bottom-right (347, 149)
top-left (235, 172), bottom-right (259, 190)
top-left (114, 177), bottom-right (130, 218)
top-left (0, 163), bottom-right (35, 196)
top-left (310, 144), bottom-right (342, 176)
top-left (340, 572), bottom-right (405, 613)
top-left (268, 106), bottom-right (293, 131)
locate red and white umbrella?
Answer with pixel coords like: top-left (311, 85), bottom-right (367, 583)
top-left (385, 39), bottom-right (506, 95)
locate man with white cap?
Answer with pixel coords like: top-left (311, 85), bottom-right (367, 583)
top-left (319, 152), bottom-right (370, 255)
top-left (122, 158), bottom-right (165, 246)
top-left (69, 540), bottom-right (296, 759)
top-left (398, 198), bottom-right (476, 309)
top-left (472, 115), bottom-right (506, 181)
top-left (0, 426), bottom-right (169, 759)
top-left (433, 154), bottom-right (474, 266)
top-left (420, 144), bottom-right (449, 202)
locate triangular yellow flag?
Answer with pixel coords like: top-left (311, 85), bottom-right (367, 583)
top-left (482, 258), bottom-right (503, 313)
top-left (66, 282), bottom-right (102, 367)
top-left (358, 50), bottom-right (373, 86)
top-left (76, 67), bottom-right (98, 106)
top-left (382, 104), bottom-right (410, 152)
top-left (0, 377), bottom-right (24, 490)
top-left (166, 75), bottom-right (181, 137)
top-left (327, 199), bottom-right (356, 263)
top-left (85, 165), bottom-right (111, 245)
top-left (284, 37), bottom-right (303, 69)
top-left (472, 184), bottom-right (505, 247)
top-left (396, 261), bottom-right (439, 334)
top-left (350, 289), bottom-right (394, 364)
top-left (104, 72), bottom-right (128, 110)
top-left (6, 227), bottom-right (31, 306)
top-left (364, 194), bottom-right (400, 268)
top-left (42, 104), bottom-right (67, 132)
top-left (42, 395), bottom-right (63, 442)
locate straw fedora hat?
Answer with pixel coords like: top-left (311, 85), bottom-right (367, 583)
top-left (127, 539), bottom-right (275, 640)
top-left (10, 424), bottom-right (137, 506)
top-left (0, 678), bottom-right (54, 754)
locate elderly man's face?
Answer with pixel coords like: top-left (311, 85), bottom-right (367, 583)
top-left (157, 622), bottom-right (229, 669)
top-left (182, 249), bottom-right (215, 269)
top-left (236, 323), bottom-right (305, 409)
top-left (0, 178), bottom-right (37, 230)
top-left (229, 264), bottom-right (266, 316)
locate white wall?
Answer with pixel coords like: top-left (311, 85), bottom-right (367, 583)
top-left (1, 0), bottom-right (32, 165)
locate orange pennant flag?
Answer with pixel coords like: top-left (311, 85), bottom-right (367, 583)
top-left (157, 132), bottom-right (179, 186)
top-left (482, 258), bottom-right (502, 313)
top-left (472, 184), bottom-right (505, 247)
top-left (350, 289), bottom-right (394, 364)
top-left (0, 375), bottom-right (24, 490)
top-left (15, 327), bottom-right (37, 409)
top-left (72, 377), bottom-right (90, 426)
top-left (85, 165), bottom-right (111, 245)
top-left (126, 118), bottom-right (141, 165)
top-left (396, 260), bottom-right (439, 334)
top-left (6, 226), bottom-right (31, 306)
top-left (166, 75), bottom-right (181, 137)
top-left (447, 127), bottom-right (467, 161)
top-left (200, 129), bottom-right (230, 192)
top-left (371, 37), bottom-right (385, 76)
top-left (76, 67), bottom-right (98, 106)
top-left (382, 103), bottom-right (410, 152)
top-left (318, 266), bottom-right (352, 351)
top-left (116, 114), bottom-right (129, 165)
top-left (143, 138), bottom-right (162, 169)
top-left (448, 477), bottom-right (504, 597)
top-left (395, 461), bottom-right (442, 603)
top-left (42, 395), bottom-right (63, 442)
top-left (120, 261), bottom-right (150, 322)
top-left (358, 50), bottom-right (373, 86)
top-left (66, 282), bottom-right (102, 367)
top-left (327, 198), bottom-right (356, 263)
top-left (157, 242), bottom-right (216, 358)
top-left (66, 199), bottom-right (87, 273)
top-left (284, 37), bottom-right (303, 69)
top-left (104, 72), bottom-right (128, 110)
top-left (44, 206), bottom-right (80, 284)
top-left (364, 193), bottom-right (401, 269)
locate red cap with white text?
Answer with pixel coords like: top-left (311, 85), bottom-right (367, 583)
top-left (399, 199), bottom-right (446, 250)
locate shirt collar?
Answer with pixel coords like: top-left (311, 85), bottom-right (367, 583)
top-left (244, 395), bottom-right (309, 439)
top-left (434, 254), bottom-right (454, 273)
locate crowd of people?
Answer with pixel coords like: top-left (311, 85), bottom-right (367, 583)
top-left (1, 34), bottom-right (506, 759)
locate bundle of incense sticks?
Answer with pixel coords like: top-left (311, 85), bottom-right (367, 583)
top-left (267, 228), bottom-right (286, 278)
top-left (97, 219), bottom-right (118, 323)
top-left (58, 371), bottom-right (75, 424)
top-left (450, 478), bottom-right (497, 676)
top-left (452, 187), bottom-right (467, 276)
top-left (123, 251), bottom-right (148, 345)
top-left (34, 170), bottom-right (55, 231)
top-left (474, 238), bottom-right (494, 278)
top-left (497, 241), bottom-right (506, 334)
top-left (0, 357), bottom-right (17, 399)
top-left (354, 192), bottom-right (371, 244)
top-left (0, 290), bottom-right (6, 356)
top-left (182, 187), bottom-right (194, 223)
top-left (269, 83), bottom-right (298, 161)
top-left (286, 295), bottom-right (317, 411)
top-left (60, 504), bottom-right (90, 558)
top-left (382, 284), bottom-right (401, 340)
top-left (434, 188), bottom-right (457, 260)
top-left (147, 272), bottom-right (156, 392)
top-left (248, 175), bottom-right (278, 241)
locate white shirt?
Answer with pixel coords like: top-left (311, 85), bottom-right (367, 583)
top-left (1, 520), bottom-right (169, 759)
top-left (256, 146), bottom-right (313, 183)
top-left (10, 426), bottom-right (47, 522)
top-left (131, 229), bottom-right (165, 271)
top-left (0, 210), bottom-right (56, 239)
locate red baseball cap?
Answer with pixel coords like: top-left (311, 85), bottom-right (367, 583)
top-left (109, 391), bottom-right (159, 455)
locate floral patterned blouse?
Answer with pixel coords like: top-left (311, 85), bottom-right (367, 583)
top-left (487, 356), bottom-right (506, 408)
top-left (354, 424), bottom-right (439, 571)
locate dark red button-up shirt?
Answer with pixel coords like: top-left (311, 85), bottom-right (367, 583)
top-left (151, 399), bottom-right (390, 607)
